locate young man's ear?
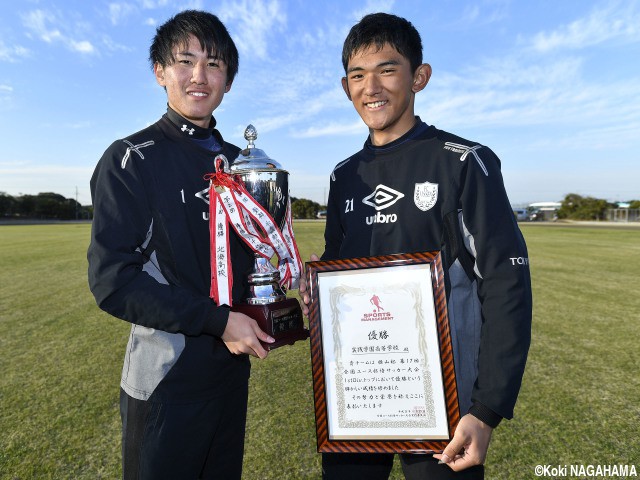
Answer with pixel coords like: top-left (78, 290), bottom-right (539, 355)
top-left (154, 63), bottom-right (166, 87)
top-left (411, 63), bottom-right (432, 93)
top-left (224, 80), bottom-right (233, 93)
top-left (341, 77), bottom-right (352, 101)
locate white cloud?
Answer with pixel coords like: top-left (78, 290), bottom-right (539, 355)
top-left (351, 0), bottom-right (395, 20)
top-left (528, 119), bottom-right (640, 153)
top-left (108, 2), bottom-right (136, 26)
top-left (139, 0), bottom-right (170, 8)
top-left (0, 40), bottom-right (30, 62)
top-left (418, 56), bottom-right (581, 128)
top-left (220, 9), bottom-right (363, 139)
top-left (476, 0), bottom-right (509, 24)
top-left (230, 108), bottom-right (317, 138)
top-left (227, 83), bottom-right (344, 137)
top-left (101, 35), bottom-right (133, 53)
top-left (227, 73), bottom-right (348, 138)
top-left (70, 40), bottom-right (95, 54)
top-left (293, 120), bottom-right (366, 139)
top-left (22, 9), bottom-right (97, 55)
top-left (460, 5), bottom-right (480, 23)
top-left (219, 0), bottom-right (287, 58)
top-left (181, 0), bottom-right (205, 9)
top-left (22, 10), bottom-right (58, 42)
top-left (432, 0), bottom-right (509, 29)
top-left (0, 83), bottom-right (14, 108)
top-left (530, 1), bottom-right (640, 52)
top-left (0, 160), bottom-right (28, 167)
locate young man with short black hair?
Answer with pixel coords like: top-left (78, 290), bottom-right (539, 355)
top-left (301, 12), bottom-right (532, 479)
top-left (88, 10), bottom-right (272, 479)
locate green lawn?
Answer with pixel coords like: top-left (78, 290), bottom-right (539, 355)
top-left (0, 222), bottom-right (638, 479)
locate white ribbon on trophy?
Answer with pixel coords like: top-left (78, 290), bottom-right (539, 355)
top-left (206, 155), bottom-right (302, 307)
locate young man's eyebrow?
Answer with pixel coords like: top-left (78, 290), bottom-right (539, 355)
top-left (377, 60), bottom-right (401, 68)
top-left (175, 50), bottom-right (220, 60)
top-left (346, 59), bottom-right (401, 73)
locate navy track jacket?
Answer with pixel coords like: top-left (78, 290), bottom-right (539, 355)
top-left (322, 119), bottom-right (532, 426)
top-left (88, 110), bottom-right (252, 402)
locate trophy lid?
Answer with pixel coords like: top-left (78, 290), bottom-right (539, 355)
top-left (230, 124), bottom-right (287, 173)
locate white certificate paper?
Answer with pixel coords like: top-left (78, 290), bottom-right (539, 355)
top-left (317, 263), bottom-right (450, 440)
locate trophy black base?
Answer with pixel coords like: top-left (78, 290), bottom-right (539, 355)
top-left (232, 298), bottom-right (309, 351)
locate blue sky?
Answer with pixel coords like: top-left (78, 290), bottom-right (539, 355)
top-left (1, 0), bottom-right (639, 206)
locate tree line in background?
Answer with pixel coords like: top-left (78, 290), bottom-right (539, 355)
top-left (290, 197), bottom-right (325, 219)
top-left (0, 192), bottom-right (325, 221)
top-left (0, 192), bottom-right (92, 220)
top-left (558, 193), bottom-right (639, 221)
top-left (2, 191), bottom-right (637, 222)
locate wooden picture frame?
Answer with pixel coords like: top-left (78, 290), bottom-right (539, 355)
top-left (306, 251), bottom-right (459, 453)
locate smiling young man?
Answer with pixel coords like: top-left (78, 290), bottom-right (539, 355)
top-left (301, 12), bottom-right (532, 480)
top-left (341, 42), bottom-right (430, 147)
top-left (88, 10), bottom-right (272, 480)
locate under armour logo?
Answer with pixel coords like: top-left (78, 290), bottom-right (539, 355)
top-left (362, 184), bottom-right (405, 211)
top-left (181, 125), bottom-right (195, 135)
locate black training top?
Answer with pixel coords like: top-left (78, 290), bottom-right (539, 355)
top-left (88, 108), bottom-right (252, 403)
top-left (323, 118), bottom-right (532, 425)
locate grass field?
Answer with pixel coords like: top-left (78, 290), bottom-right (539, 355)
top-left (0, 222), bottom-right (638, 479)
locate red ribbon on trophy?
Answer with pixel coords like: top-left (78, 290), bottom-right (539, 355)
top-left (205, 155), bottom-right (302, 307)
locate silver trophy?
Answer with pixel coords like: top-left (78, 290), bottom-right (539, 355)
top-left (229, 125), bottom-right (308, 349)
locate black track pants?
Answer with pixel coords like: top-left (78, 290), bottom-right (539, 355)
top-left (120, 385), bottom-right (248, 480)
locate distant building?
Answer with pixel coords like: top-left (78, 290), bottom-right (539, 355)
top-left (528, 202), bottom-right (561, 221)
top-left (607, 203), bottom-right (639, 222)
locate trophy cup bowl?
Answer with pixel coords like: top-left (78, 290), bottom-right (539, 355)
top-left (229, 125), bottom-right (308, 350)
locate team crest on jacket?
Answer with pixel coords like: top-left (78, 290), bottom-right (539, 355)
top-left (414, 181), bottom-right (438, 211)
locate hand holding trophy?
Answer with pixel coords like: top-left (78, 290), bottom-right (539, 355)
top-left (207, 125), bottom-right (308, 350)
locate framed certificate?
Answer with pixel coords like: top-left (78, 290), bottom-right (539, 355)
top-left (306, 251), bottom-right (459, 454)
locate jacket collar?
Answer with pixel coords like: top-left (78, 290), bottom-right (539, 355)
top-left (165, 106), bottom-right (217, 140)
